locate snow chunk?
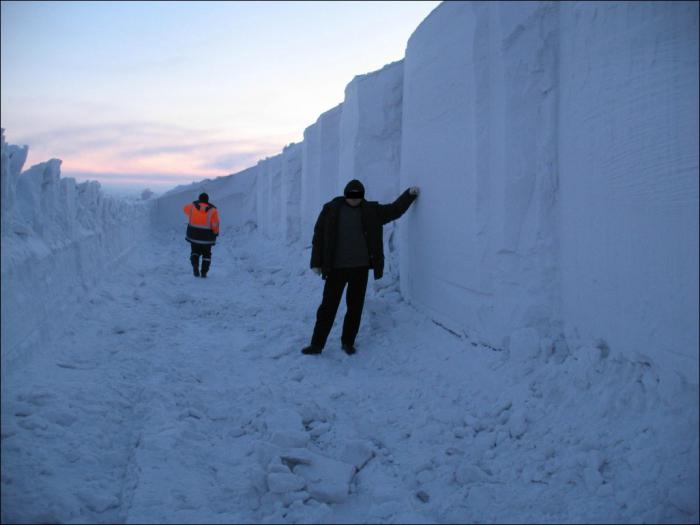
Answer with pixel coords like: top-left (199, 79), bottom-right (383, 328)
top-left (291, 450), bottom-right (356, 504)
top-left (339, 439), bottom-right (375, 470)
top-left (266, 472), bottom-right (306, 494)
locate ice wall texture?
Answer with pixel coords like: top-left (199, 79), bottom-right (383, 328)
top-left (281, 143), bottom-right (302, 243)
top-left (0, 130), bottom-right (148, 369)
top-left (399, 1), bottom-right (698, 378)
top-left (257, 154), bottom-right (283, 239)
top-left (152, 166), bottom-right (257, 233)
top-left (557, 2), bottom-right (699, 377)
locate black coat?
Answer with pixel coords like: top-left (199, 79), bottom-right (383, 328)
top-left (311, 189), bottom-right (417, 280)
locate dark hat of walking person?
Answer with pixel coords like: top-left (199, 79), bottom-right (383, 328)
top-left (344, 179), bottom-right (365, 199)
top-left (198, 192), bottom-right (209, 203)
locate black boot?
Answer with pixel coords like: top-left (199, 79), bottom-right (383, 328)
top-left (190, 254), bottom-right (200, 277)
top-left (201, 257), bottom-right (211, 278)
top-left (342, 343), bottom-right (356, 355)
top-left (302, 345), bottom-right (322, 355)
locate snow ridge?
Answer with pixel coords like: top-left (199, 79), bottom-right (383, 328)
top-left (1, 129), bottom-right (149, 372)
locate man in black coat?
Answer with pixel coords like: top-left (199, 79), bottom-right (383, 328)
top-left (302, 179), bottom-right (420, 356)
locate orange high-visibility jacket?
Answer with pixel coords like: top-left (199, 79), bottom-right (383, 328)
top-left (184, 201), bottom-right (220, 245)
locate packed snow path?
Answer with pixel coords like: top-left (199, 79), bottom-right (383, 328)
top-left (2, 228), bottom-right (698, 524)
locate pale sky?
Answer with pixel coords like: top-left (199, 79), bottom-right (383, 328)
top-left (1, 0), bottom-right (440, 191)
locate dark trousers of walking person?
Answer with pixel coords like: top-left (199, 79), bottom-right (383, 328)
top-left (190, 242), bottom-right (212, 276)
top-left (311, 267), bottom-right (369, 348)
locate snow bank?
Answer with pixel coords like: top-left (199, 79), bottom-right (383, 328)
top-left (281, 143), bottom-right (302, 243)
top-left (0, 129), bottom-right (149, 370)
top-left (399, 1), bottom-right (698, 380)
top-left (340, 61), bottom-right (404, 282)
top-left (300, 104), bottom-right (343, 246)
top-left (557, 1), bottom-right (700, 377)
top-left (255, 154), bottom-right (283, 239)
top-left (152, 165), bottom-right (257, 234)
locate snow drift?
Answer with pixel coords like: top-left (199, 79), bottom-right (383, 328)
top-left (0, 129), bottom-right (149, 371)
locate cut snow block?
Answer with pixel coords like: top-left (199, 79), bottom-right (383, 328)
top-left (338, 60), bottom-right (402, 202)
top-left (265, 154), bottom-right (283, 239)
top-left (300, 104), bottom-right (342, 244)
top-left (266, 472), bottom-right (307, 494)
top-left (288, 450), bottom-right (356, 504)
top-left (300, 122), bottom-right (321, 243)
top-left (339, 439), bottom-right (375, 470)
top-left (270, 430), bottom-right (310, 449)
top-left (281, 142), bottom-right (302, 243)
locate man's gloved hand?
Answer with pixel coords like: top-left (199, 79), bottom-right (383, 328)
top-left (409, 186), bottom-right (420, 196)
top-left (311, 267), bottom-right (322, 276)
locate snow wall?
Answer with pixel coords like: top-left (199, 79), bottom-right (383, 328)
top-left (151, 1), bottom-right (698, 383)
top-left (399, 1), bottom-right (699, 379)
top-left (0, 129), bottom-right (150, 372)
top-left (300, 104), bottom-right (343, 246)
top-left (281, 143), bottom-right (302, 243)
top-left (340, 61), bottom-right (404, 282)
top-left (151, 165), bottom-right (257, 234)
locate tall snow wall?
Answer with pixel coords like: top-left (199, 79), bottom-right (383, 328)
top-left (300, 104), bottom-right (342, 246)
top-left (1, 130), bottom-right (149, 371)
top-left (339, 61), bottom-right (404, 282)
top-left (281, 143), bottom-right (302, 243)
top-left (258, 154), bottom-right (283, 239)
top-left (152, 165), bottom-right (257, 233)
top-left (557, 1), bottom-right (699, 377)
top-left (399, 1), bottom-right (699, 379)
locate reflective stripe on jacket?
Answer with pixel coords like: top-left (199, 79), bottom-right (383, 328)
top-left (184, 201), bottom-right (220, 245)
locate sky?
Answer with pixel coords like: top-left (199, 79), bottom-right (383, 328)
top-left (1, 0), bottom-right (440, 192)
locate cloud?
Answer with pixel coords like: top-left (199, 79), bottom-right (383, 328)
top-left (202, 150), bottom-right (277, 172)
top-left (9, 121), bottom-right (291, 188)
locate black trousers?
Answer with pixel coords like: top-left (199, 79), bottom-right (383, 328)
top-left (189, 242), bottom-right (212, 273)
top-left (311, 267), bottom-right (369, 348)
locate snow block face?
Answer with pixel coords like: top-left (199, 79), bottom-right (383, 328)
top-left (340, 62), bottom-right (404, 282)
top-left (300, 104), bottom-right (343, 245)
top-left (281, 143), bottom-right (302, 243)
top-left (256, 158), bottom-right (270, 236)
top-left (152, 166), bottom-right (257, 234)
top-left (301, 122), bottom-right (321, 245)
top-left (400, 1), bottom-right (699, 380)
top-left (339, 61), bottom-right (403, 203)
top-left (399, 1), bottom-right (560, 346)
top-left (266, 154), bottom-right (283, 240)
top-left (1, 133), bottom-right (148, 369)
top-left (558, 2), bottom-right (699, 377)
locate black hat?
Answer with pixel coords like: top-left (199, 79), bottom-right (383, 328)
top-left (198, 192), bottom-right (209, 203)
top-left (344, 179), bottom-right (365, 199)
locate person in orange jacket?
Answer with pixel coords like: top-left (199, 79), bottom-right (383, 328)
top-left (183, 192), bottom-right (220, 278)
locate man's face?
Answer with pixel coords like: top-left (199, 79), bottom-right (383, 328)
top-left (345, 198), bottom-right (362, 207)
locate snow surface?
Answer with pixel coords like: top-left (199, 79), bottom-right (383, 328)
top-left (2, 221), bottom-right (698, 523)
top-left (2, 1), bottom-right (699, 523)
